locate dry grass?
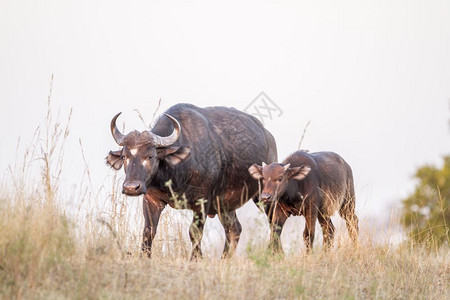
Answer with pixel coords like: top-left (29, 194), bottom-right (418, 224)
top-left (0, 92), bottom-right (448, 299)
top-left (1, 198), bottom-right (448, 300)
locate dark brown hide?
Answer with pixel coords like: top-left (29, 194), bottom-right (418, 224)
top-left (249, 151), bottom-right (358, 253)
top-left (107, 103), bottom-right (278, 259)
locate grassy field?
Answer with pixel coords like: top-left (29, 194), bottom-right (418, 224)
top-left (0, 190), bottom-right (448, 299)
top-left (0, 101), bottom-right (448, 299)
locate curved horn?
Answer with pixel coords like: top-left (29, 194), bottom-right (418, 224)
top-left (110, 112), bottom-right (126, 146)
top-left (152, 114), bottom-right (181, 147)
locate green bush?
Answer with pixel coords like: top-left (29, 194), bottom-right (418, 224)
top-left (402, 156), bottom-right (450, 248)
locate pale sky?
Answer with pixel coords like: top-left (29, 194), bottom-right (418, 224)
top-left (1, 1), bottom-right (450, 248)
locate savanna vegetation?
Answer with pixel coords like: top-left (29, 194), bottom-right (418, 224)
top-left (401, 156), bottom-right (450, 248)
top-left (0, 93), bottom-right (448, 299)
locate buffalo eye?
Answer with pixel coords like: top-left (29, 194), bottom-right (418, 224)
top-left (277, 176), bottom-right (283, 182)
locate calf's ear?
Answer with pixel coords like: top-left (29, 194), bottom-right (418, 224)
top-left (157, 146), bottom-right (190, 166)
top-left (106, 150), bottom-right (124, 170)
top-left (287, 165), bottom-right (311, 181)
top-left (248, 164), bottom-right (264, 180)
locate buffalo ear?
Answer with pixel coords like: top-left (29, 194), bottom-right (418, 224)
top-left (248, 164), bottom-right (264, 180)
top-left (287, 165), bottom-right (311, 181)
top-left (157, 146), bottom-right (190, 166)
top-left (106, 150), bottom-right (124, 170)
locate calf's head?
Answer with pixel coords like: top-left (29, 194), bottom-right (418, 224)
top-left (248, 162), bottom-right (311, 202)
top-left (106, 113), bottom-right (190, 196)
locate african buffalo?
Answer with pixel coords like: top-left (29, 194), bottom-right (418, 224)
top-left (106, 103), bottom-right (277, 258)
top-left (249, 151), bottom-right (358, 253)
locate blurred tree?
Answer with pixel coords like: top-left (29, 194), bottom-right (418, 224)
top-left (402, 156), bottom-right (450, 247)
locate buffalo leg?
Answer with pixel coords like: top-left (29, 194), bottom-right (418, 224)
top-left (268, 204), bottom-right (288, 254)
top-left (339, 198), bottom-right (359, 244)
top-left (142, 195), bottom-right (166, 257)
top-left (303, 202), bottom-right (318, 253)
top-left (218, 210), bottom-right (242, 259)
top-left (189, 212), bottom-right (205, 260)
top-left (318, 213), bottom-right (335, 250)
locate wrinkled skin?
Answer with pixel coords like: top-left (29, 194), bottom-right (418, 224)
top-left (106, 103), bottom-right (277, 259)
top-left (249, 151), bottom-right (358, 253)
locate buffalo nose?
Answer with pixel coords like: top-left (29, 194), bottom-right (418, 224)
top-left (123, 181), bottom-right (145, 195)
top-left (261, 193), bottom-right (272, 202)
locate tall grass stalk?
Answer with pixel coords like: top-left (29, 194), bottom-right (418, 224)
top-left (0, 78), bottom-right (75, 298)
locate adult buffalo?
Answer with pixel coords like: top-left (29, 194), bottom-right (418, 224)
top-left (249, 151), bottom-right (358, 253)
top-left (106, 103), bottom-right (277, 259)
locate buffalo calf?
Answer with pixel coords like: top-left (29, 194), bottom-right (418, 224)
top-left (249, 151), bottom-right (358, 253)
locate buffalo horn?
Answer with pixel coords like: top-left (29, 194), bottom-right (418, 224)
top-left (151, 114), bottom-right (181, 147)
top-left (110, 112), bottom-right (126, 146)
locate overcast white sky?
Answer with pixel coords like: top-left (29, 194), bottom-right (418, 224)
top-left (1, 1), bottom-right (450, 236)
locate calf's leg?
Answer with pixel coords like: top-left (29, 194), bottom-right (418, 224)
top-left (318, 212), bottom-right (335, 250)
top-left (339, 187), bottom-right (359, 244)
top-left (268, 202), bottom-right (288, 254)
top-left (303, 202), bottom-right (318, 253)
